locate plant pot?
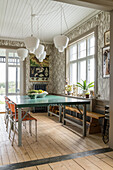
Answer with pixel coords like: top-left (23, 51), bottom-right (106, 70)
top-left (85, 94), bottom-right (89, 98)
top-left (83, 90), bottom-right (87, 97)
top-left (67, 91), bottom-right (71, 95)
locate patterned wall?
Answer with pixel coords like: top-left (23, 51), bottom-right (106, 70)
top-left (25, 44), bottom-right (66, 95)
top-left (66, 11), bottom-right (110, 100)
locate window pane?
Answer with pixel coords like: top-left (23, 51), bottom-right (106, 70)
top-left (69, 44), bottom-right (77, 61)
top-left (0, 63), bottom-right (6, 95)
top-left (87, 35), bottom-right (95, 56)
top-left (0, 49), bottom-right (6, 56)
top-left (8, 67), bottom-right (20, 93)
top-left (78, 60), bottom-right (86, 83)
top-left (8, 52), bottom-right (20, 65)
top-left (8, 57), bottom-right (20, 65)
top-left (78, 40), bottom-right (86, 59)
top-left (70, 63), bottom-right (77, 85)
top-left (88, 58), bottom-right (94, 85)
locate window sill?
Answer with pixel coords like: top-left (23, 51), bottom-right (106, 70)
top-left (61, 93), bottom-right (95, 100)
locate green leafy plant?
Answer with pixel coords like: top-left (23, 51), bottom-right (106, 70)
top-left (76, 80), bottom-right (94, 91)
top-left (65, 85), bottom-right (72, 92)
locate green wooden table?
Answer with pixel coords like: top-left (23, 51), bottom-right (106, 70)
top-left (7, 95), bottom-right (90, 146)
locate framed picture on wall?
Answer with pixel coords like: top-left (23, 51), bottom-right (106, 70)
top-left (30, 54), bottom-right (49, 82)
top-left (104, 30), bottom-right (110, 46)
top-left (102, 46), bottom-right (110, 78)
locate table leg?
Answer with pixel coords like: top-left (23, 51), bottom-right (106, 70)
top-left (59, 105), bottom-right (62, 122)
top-left (18, 108), bottom-right (22, 146)
top-left (63, 106), bottom-right (66, 125)
top-left (48, 106), bottom-right (50, 116)
top-left (83, 104), bottom-right (86, 137)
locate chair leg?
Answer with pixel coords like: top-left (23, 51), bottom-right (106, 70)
top-left (35, 120), bottom-right (37, 141)
top-left (6, 117), bottom-right (9, 132)
top-left (9, 120), bottom-right (13, 139)
top-left (25, 121), bottom-right (26, 129)
top-left (12, 123), bottom-right (16, 146)
top-left (29, 120), bottom-right (32, 135)
top-left (4, 113), bottom-right (6, 124)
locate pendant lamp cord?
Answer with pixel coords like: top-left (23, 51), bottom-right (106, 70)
top-left (61, 5), bottom-right (62, 35)
top-left (31, 6), bottom-right (33, 36)
top-left (62, 6), bottom-right (69, 31)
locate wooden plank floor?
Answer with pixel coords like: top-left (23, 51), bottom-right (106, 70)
top-left (0, 112), bottom-right (108, 167)
top-left (19, 151), bottom-right (113, 170)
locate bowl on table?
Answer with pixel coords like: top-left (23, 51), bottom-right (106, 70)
top-left (28, 91), bottom-right (48, 99)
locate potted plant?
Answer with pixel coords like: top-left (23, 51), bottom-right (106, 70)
top-left (76, 80), bottom-right (94, 97)
top-left (65, 85), bottom-right (72, 95)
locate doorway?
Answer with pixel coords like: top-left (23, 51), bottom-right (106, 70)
top-left (0, 48), bottom-right (21, 113)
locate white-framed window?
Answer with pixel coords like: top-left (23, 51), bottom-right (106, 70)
top-left (68, 33), bottom-right (95, 92)
top-left (0, 48), bottom-right (21, 95)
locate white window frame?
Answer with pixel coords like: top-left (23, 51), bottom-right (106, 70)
top-left (67, 32), bottom-right (96, 92)
top-left (0, 48), bottom-right (24, 96)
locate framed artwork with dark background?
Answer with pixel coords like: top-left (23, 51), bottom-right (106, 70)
top-left (102, 46), bottom-right (110, 78)
top-left (104, 30), bottom-right (110, 46)
top-left (30, 54), bottom-right (49, 82)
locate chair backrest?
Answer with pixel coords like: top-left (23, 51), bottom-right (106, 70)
top-left (9, 102), bottom-right (16, 114)
top-left (5, 97), bottom-right (10, 111)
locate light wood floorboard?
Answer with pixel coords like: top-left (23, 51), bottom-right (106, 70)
top-left (0, 112), bottom-right (108, 168)
top-left (19, 152), bottom-right (113, 170)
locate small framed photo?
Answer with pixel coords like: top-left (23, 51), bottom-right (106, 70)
top-left (104, 30), bottom-right (110, 46)
top-left (102, 46), bottom-right (110, 78)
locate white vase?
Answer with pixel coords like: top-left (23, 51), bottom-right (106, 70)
top-left (83, 90), bottom-right (87, 97)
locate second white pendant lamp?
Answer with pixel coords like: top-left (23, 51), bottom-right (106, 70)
top-left (17, 48), bottom-right (28, 61)
top-left (24, 7), bottom-right (40, 53)
top-left (54, 35), bottom-right (69, 52)
top-left (40, 51), bottom-right (46, 60)
top-left (24, 36), bottom-right (40, 53)
top-left (53, 6), bottom-right (69, 52)
top-left (35, 44), bottom-right (44, 59)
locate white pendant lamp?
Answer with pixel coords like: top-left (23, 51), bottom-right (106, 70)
top-left (39, 58), bottom-right (43, 62)
top-left (40, 51), bottom-right (46, 60)
top-left (35, 44), bottom-right (44, 58)
top-left (54, 35), bottom-right (69, 52)
top-left (53, 6), bottom-right (69, 52)
top-left (24, 7), bottom-right (40, 53)
top-left (17, 48), bottom-right (28, 61)
top-left (24, 35), bottom-right (40, 53)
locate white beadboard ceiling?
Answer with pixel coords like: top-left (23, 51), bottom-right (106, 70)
top-left (0, 0), bottom-right (99, 43)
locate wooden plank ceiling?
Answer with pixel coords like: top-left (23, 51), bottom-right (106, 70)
top-left (0, 0), bottom-right (99, 43)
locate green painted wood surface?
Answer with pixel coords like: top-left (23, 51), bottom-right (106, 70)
top-left (7, 95), bottom-right (90, 108)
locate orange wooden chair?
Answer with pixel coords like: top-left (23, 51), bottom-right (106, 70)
top-left (8, 101), bottom-right (37, 146)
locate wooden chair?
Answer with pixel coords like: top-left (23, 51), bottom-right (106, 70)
top-left (8, 101), bottom-right (37, 146)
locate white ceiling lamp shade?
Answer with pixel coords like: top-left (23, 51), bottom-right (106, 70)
top-left (40, 51), bottom-right (46, 60)
top-left (24, 36), bottom-right (40, 53)
top-left (54, 35), bottom-right (69, 52)
top-left (35, 44), bottom-right (44, 59)
top-left (39, 58), bottom-right (43, 62)
top-left (24, 6), bottom-right (40, 53)
top-left (53, 6), bottom-right (69, 52)
top-left (17, 48), bottom-right (28, 61)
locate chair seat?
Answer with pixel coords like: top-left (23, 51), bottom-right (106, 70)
top-left (13, 114), bottom-right (37, 122)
